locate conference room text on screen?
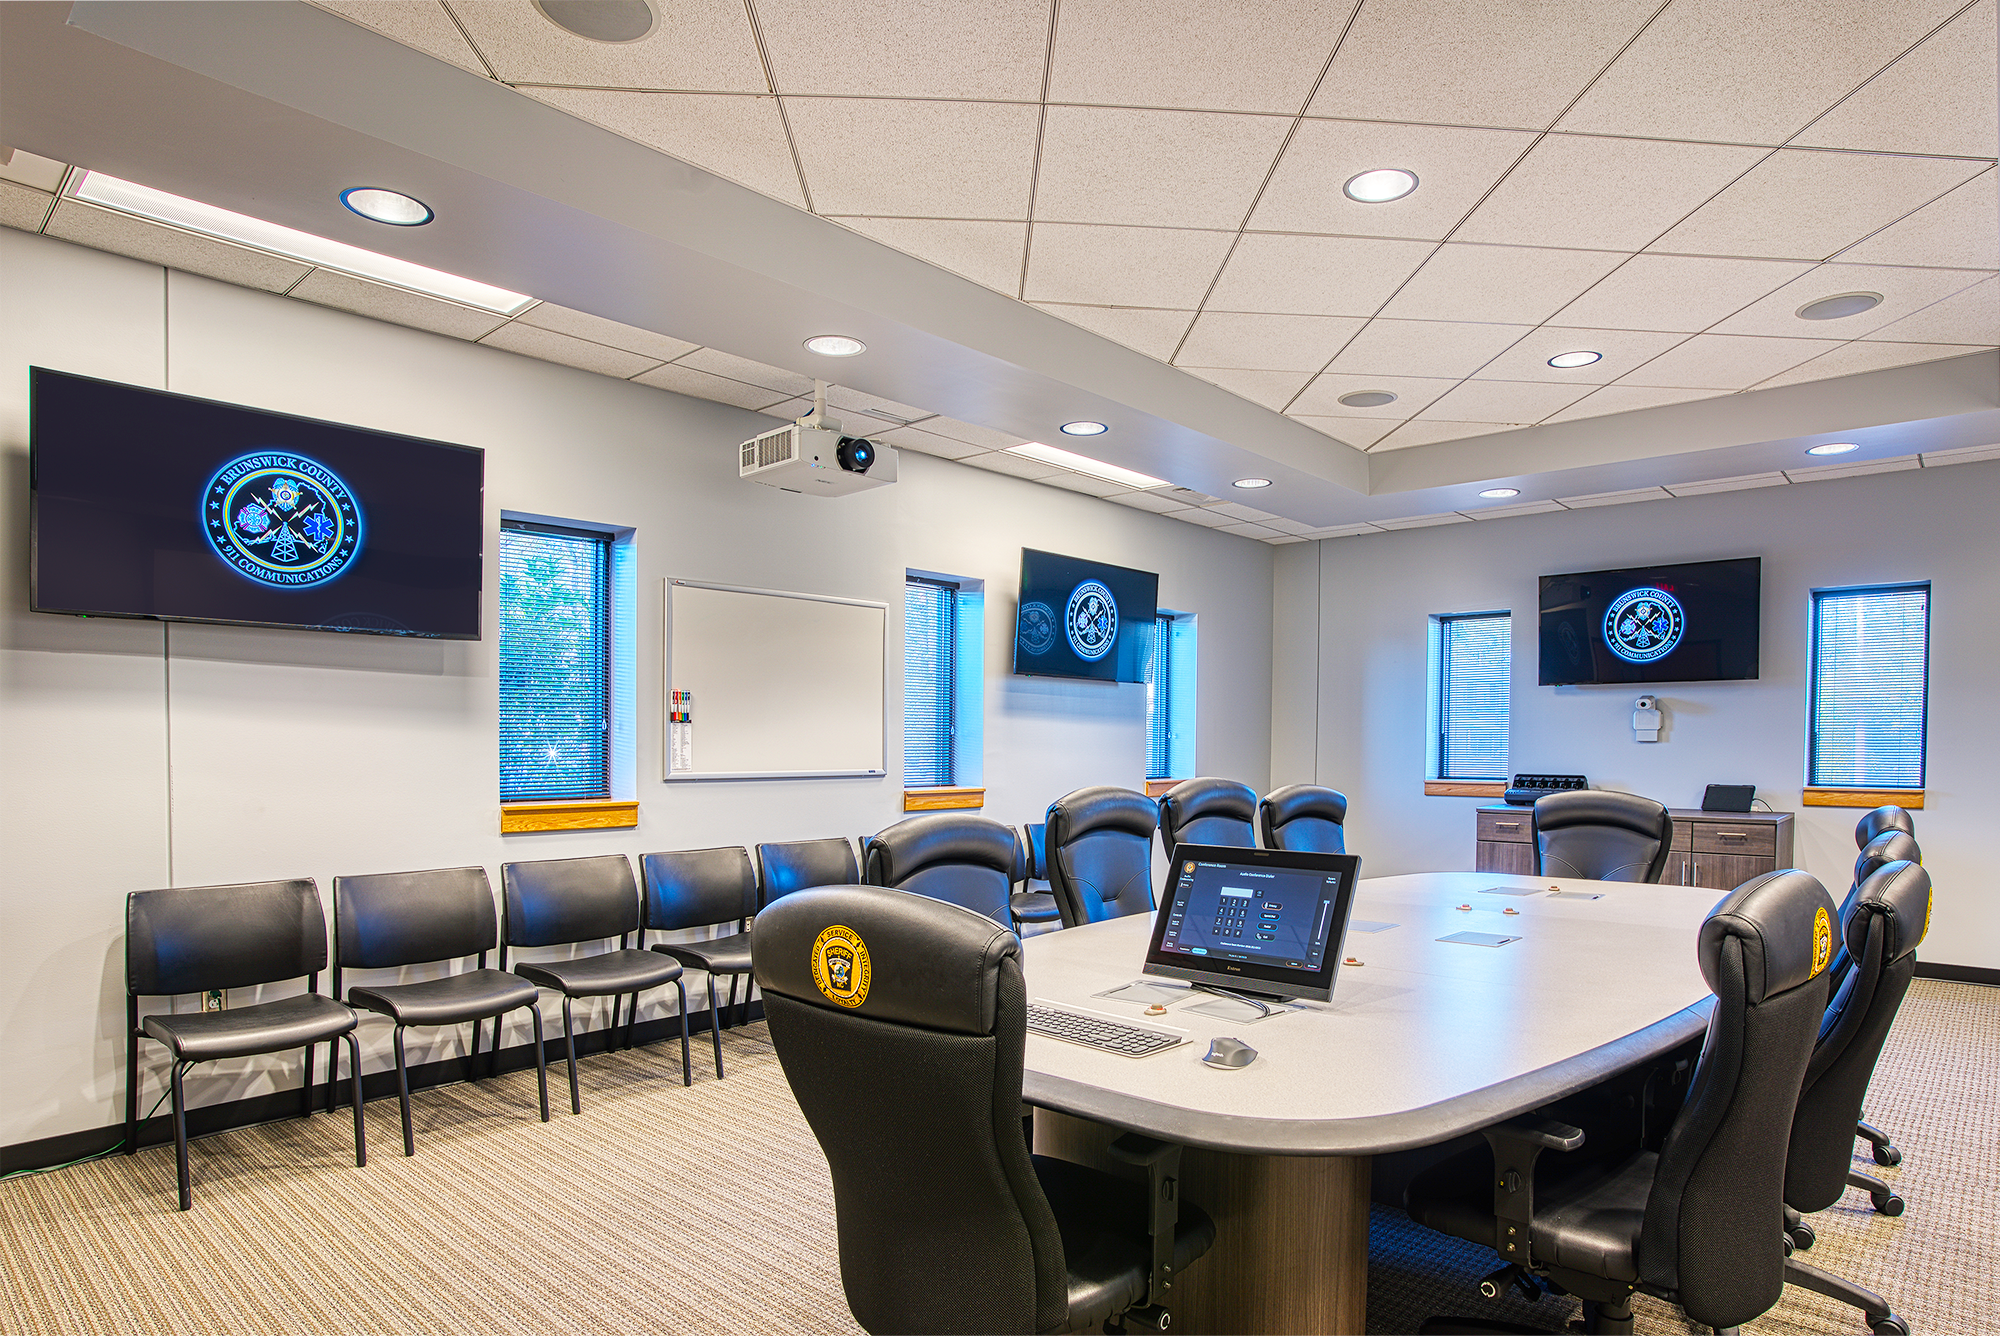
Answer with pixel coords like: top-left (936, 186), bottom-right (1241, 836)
top-left (30, 367), bottom-right (485, 639)
top-left (1538, 556), bottom-right (1760, 685)
top-left (1012, 547), bottom-right (1159, 684)
top-left (1158, 861), bottom-right (1343, 972)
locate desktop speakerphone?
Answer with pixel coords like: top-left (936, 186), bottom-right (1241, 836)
top-left (1503, 773), bottom-right (1590, 806)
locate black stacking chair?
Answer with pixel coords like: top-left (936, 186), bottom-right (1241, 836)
top-left (862, 813), bottom-right (1018, 926)
top-left (331, 866), bottom-right (549, 1156)
top-left (642, 846), bottom-right (759, 1080)
top-left (1045, 786), bottom-right (1158, 928)
top-left (1155, 776), bottom-right (1256, 862)
top-left (1011, 823), bottom-right (1061, 929)
top-left (125, 879), bottom-right (364, 1211)
top-left (1848, 810), bottom-right (1918, 1170)
top-left (754, 885), bottom-right (1217, 1334)
top-left (500, 854), bottom-right (691, 1114)
top-left (1404, 869), bottom-right (1840, 1334)
top-left (1776, 859), bottom-right (1929, 1336)
top-left (757, 837), bottom-right (860, 907)
top-left (1531, 790), bottom-right (1673, 882)
top-left (1259, 784), bottom-right (1348, 853)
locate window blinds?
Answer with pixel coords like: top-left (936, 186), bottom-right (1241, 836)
top-left (1810, 585), bottom-right (1929, 789)
top-left (498, 522), bottom-right (611, 802)
top-left (1439, 613), bottom-right (1510, 780)
top-left (903, 578), bottom-right (957, 787)
top-left (1146, 614), bottom-right (1174, 780)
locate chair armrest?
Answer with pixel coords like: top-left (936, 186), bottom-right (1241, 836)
top-left (1107, 1132), bottom-right (1177, 1168)
top-left (1107, 1133), bottom-right (1183, 1310)
top-left (1480, 1115), bottom-right (1586, 1268)
top-left (1484, 1114), bottom-right (1585, 1153)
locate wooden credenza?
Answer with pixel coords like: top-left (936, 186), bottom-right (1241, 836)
top-left (1475, 804), bottom-right (1795, 890)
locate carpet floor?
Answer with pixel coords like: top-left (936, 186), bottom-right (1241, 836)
top-left (3, 978), bottom-right (1993, 1335)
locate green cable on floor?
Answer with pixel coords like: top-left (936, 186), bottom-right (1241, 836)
top-left (1, 1077), bottom-right (182, 1182)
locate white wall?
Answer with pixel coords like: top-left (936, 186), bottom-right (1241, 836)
top-left (1271, 462), bottom-right (2000, 972)
top-left (0, 228), bottom-right (1274, 1146)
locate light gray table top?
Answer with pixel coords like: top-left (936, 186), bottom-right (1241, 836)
top-left (1020, 871), bottom-right (1721, 1156)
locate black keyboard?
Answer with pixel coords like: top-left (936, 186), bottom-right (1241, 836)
top-left (1504, 773), bottom-right (1590, 806)
top-left (1026, 1004), bottom-right (1184, 1057)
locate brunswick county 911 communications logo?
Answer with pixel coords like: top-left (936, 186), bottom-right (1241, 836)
top-left (1065, 580), bottom-right (1119, 661)
top-left (1603, 586), bottom-right (1684, 664)
top-left (203, 452), bottom-right (362, 588)
top-left (810, 925), bottom-right (871, 1008)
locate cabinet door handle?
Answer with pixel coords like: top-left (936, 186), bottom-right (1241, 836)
top-left (1717, 831), bottom-right (1748, 841)
top-left (1494, 821), bottom-right (1521, 831)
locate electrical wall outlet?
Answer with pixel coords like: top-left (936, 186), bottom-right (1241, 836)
top-left (202, 988), bottom-right (226, 1012)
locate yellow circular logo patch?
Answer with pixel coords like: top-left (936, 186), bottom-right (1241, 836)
top-left (810, 925), bottom-right (871, 1009)
top-left (1920, 888), bottom-right (1932, 947)
top-left (1811, 905), bottom-right (1833, 976)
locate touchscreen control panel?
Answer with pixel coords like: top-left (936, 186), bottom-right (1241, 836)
top-left (1159, 860), bottom-right (1344, 971)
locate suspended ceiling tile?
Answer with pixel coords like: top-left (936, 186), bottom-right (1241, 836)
top-left (1453, 135), bottom-right (1770, 252)
top-left (1648, 149), bottom-right (1989, 262)
top-left (1182, 367), bottom-right (1314, 410)
top-left (1417, 379), bottom-right (1593, 424)
top-left (913, 417), bottom-right (1031, 451)
top-left (786, 98), bottom-right (1041, 219)
top-left (1105, 489), bottom-right (1195, 514)
top-left (1265, 534), bottom-right (1309, 544)
top-left (1248, 120), bottom-right (1534, 241)
top-left (1463, 498), bottom-right (1564, 520)
top-left (1159, 485), bottom-right (1220, 506)
top-left (1554, 485), bottom-right (1674, 508)
top-left (631, 360), bottom-right (791, 410)
top-left (1285, 415), bottom-right (1401, 448)
top-left (479, 320), bottom-right (663, 377)
top-left (1837, 170), bottom-right (2000, 271)
top-left (1555, 0), bottom-right (1968, 145)
top-left (0, 147), bottom-right (67, 192)
top-left (1174, 311), bottom-right (1365, 372)
top-left (0, 181), bottom-right (55, 232)
top-left (870, 425), bottom-right (987, 460)
top-left (1550, 253), bottom-right (1816, 332)
top-left (1260, 516), bottom-right (1322, 535)
top-left (1289, 370), bottom-right (1457, 416)
top-left (525, 89), bottom-right (805, 208)
top-left (961, 451), bottom-right (1066, 480)
top-left (515, 302), bottom-right (700, 362)
top-left (1710, 262), bottom-right (1991, 339)
top-left (1039, 469), bottom-right (1130, 497)
top-left (1922, 442), bottom-right (2000, 466)
top-left (1541, 384), bottom-right (1730, 423)
top-left (673, 348), bottom-right (817, 397)
top-left (1308, 0), bottom-right (1657, 130)
top-left (446, 0), bottom-right (768, 91)
top-left (1047, 0), bottom-right (1356, 114)
top-left (1864, 277), bottom-right (2000, 344)
top-left (1307, 522), bottom-right (1386, 537)
top-left (1784, 455), bottom-right (1921, 482)
top-left (1750, 339), bottom-right (1988, 389)
top-left (1031, 303), bottom-right (1197, 360)
top-left (752, 0), bottom-right (1048, 100)
top-left (826, 385), bottom-right (936, 423)
top-left (1790, 0), bottom-right (1999, 158)
top-left (1371, 510), bottom-right (1473, 529)
top-left (1470, 327), bottom-right (1692, 385)
top-left (1023, 224), bottom-right (1236, 308)
top-left (835, 217), bottom-right (1026, 294)
top-left (1202, 500), bottom-right (1278, 522)
top-left (1205, 233), bottom-right (1435, 317)
top-left (1170, 505), bottom-right (1236, 527)
top-left (1379, 243), bottom-right (1626, 325)
top-left (1372, 420), bottom-right (1517, 450)
top-left (1035, 106), bottom-right (1292, 230)
top-left (1615, 333), bottom-right (1839, 390)
top-left (1218, 520), bottom-right (1282, 537)
top-left (291, 268), bottom-right (506, 339)
top-left (44, 201), bottom-right (311, 293)
top-left (1663, 472), bottom-right (1790, 496)
top-left (760, 395), bottom-right (812, 419)
top-left (311, 1), bottom-right (486, 75)
top-left (1322, 318), bottom-right (1532, 379)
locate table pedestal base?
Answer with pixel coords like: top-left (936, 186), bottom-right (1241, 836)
top-left (1034, 1109), bottom-right (1370, 1335)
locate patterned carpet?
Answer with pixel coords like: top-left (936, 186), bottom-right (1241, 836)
top-left (2, 979), bottom-right (1993, 1335)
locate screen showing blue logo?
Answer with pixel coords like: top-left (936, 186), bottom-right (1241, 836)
top-left (203, 452), bottom-right (362, 588)
top-left (1603, 586), bottom-right (1684, 663)
top-left (1065, 580), bottom-right (1119, 661)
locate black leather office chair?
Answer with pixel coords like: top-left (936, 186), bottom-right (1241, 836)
top-left (1258, 784), bottom-right (1349, 853)
top-left (757, 837), bottom-right (860, 907)
top-left (753, 885), bottom-right (1216, 1334)
top-left (1011, 823), bottom-right (1061, 929)
top-left (1405, 868), bottom-right (1839, 1334)
top-left (1835, 828), bottom-right (1920, 1171)
top-left (1156, 776), bottom-right (1256, 862)
top-left (863, 813), bottom-right (1018, 926)
top-left (1531, 790), bottom-right (1673, 883)
top-left (331, 866), bottom-right (550, 1156)
top-left (1854, 804), bottom-right (1915, 850)
top-left (126, 879), bottom-right (364, 1210)
top-left (1044, 786), bottom-right (1158, 929)
top-left (1775, 859), bottom-right (1929, 1336)
top-left (642, 846), bottom-right (759, 1080)
top-left (500, 854), bottom-right (692, 1114)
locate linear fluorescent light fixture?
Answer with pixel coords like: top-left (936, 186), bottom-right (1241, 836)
top-left (69, 172), bottom-right (532, 314)
top-left (1007, 441), bottom-right (1168, 489)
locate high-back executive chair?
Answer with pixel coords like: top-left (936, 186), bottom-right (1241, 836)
top-left (1258, 784), bottom-right (1349, 854)
top-left (1155, 776), bottom-right (1256, 863)
top-left (642, 846), bottom-right (759, 1080)
top-left (1404, 868), bottom-right (1839, 1334)
top-left (754, 885), bottom-right (1216, 1334)
top-left (863, 813), bottom-right (1018, 926)
top-left (1854, 804), bottom-right (1916, 851)
top-left (1532, 790), bottom-right (1674, 883)
top-left (1776, 859), bottom-right (1930, 1336)
top-left (1010, 823), bottom-right (1061, 930)
top-left (1836, 826), bottom-right (1921, 1171)
top-left (1044, 786), bottom-right (1158, 929)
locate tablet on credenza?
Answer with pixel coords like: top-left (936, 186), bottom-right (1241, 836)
top-left (1145, 844), bottom-right (1363, 1003)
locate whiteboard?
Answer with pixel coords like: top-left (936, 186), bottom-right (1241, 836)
top-left (664, 579), bottom-right (886, 780)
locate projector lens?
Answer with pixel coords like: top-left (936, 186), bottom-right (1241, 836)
top-left (837, 436), bottom-right (876, 473)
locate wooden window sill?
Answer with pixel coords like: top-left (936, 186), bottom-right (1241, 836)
top-left (904, 787), bottom-right (985, 811)
top-left (1425, 780), bottom-right (1507, 798)
top-left (501, 799), bottom-right (639, 833)
top-left (1144, 778), bottom-right (1181, 798)
top-left (1802, 788), bottom-right (1925, 810)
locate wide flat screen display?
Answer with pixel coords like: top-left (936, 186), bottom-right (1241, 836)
top-left (31, 367), bottom-right (483, 639)
top-left (1145, 844), bottom-right (1362, 1003)
top-left (1538, 556), bottom-right (1760, 685)
top-left (1012, 547), bottom-right (1159, 683)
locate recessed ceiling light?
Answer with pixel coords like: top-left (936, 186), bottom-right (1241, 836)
top-left (1007, 442), bottom-right (1167, 489)
top-left (1478, 487), bottom-right (1521, 499)
top-left (1060, 420), bottom-right (1108, 436)
top-left (339, 187), bottom-right (433, 227)
top-left (1806, 442), bottom-right (1862, 456)
top-left (803, 335), bottom-right (866, 357)
top-left (1337, 390), bottom-right (1399, 408)
top-left (1547, 350), bottom-right (1603, 369)
top-left (1797, 292), bottom-right (1883, 321)
top-left (533, 0), bottom-right (656, 42)
top-left (1343, 168), bottom-right (1419, 203)
top-left (1233, 478), bottom-right (1272, 489)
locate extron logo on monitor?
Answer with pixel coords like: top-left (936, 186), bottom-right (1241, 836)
top-left (203, 451), bottom-right (363, 588)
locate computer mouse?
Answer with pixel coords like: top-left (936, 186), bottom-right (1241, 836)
top-left (1202, 1037), bottom-right (1257, 1069)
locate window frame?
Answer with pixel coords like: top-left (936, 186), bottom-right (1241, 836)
top-left (902, 574), bottom-right (960, 790)
top-left (1146, 610), bottom-right (1196, 783)
top-left (1429, 610), bottom-right (1512, 783)
top-left (498, 517), bottom-right (615, 805)
top-left (1806, 581), bottom-right (1930, 792)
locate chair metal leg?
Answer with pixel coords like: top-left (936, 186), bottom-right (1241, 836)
top-left (326, 1034), bottom-right (340, 1116)
top-left (393, 1026), bottom-right (415, 1157)
top-left (302, 1040), bottom-right (315, 1120)
top-left (467, 1009), bottom-right (482, 1083)
top-left (610, 991), bottom-right (623, 1039)
top-left (170, 1060), bottom-right (192, 1212)
top-left (673, 980), bottom-right (691, 1087)
top-left (1785, 1256), bottom-right (1904, 1334)
top-left (561, 996), bottom-right (582, 1115)
top-left (624, 991), bottom-right (640, 1051)
top-left (706, 975), bottom-right (725, 1079)
top-left (342, 1031), bottom-right (367, 1168)
top-left (125, 1003), bottom-right (140, 1155)
top-left (528, 1003), bottom-right (550, 1122)
top-left (725, 974), bottom-right (740, 1029)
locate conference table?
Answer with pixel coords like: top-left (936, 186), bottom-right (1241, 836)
top-left (1019, 870), bottom-right (1723, 1335)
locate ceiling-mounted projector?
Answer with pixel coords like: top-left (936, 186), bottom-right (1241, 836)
top-left (739, 383), bottom-right (898, 496)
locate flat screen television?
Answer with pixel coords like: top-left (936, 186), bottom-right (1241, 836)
top-left (1013, 548), bottom-right (1159, 683)
top-left (1539, 556), bottom-right (1760, 685)
top-left (31, 367), bottom-right (484, 639)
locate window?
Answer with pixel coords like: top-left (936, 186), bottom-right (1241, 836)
top-left (1430, 612), bottom-right (1511, 781)
top-left (1809, 584), bottom-right (1929, 790)
top-left (903, 576), bottom-right (958, 787)
top-left (499, 520), bottom-right (611, 801)
top-left (1146, 612), bottom-right (1197, 781)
